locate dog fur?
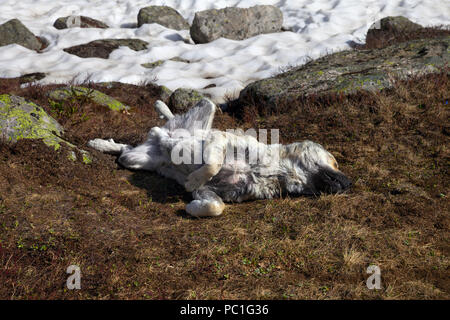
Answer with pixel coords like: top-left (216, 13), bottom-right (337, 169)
top-left (88, 99), bottom-right (351, 217)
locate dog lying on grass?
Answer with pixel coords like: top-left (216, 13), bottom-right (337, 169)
top-left (88, 99), bottom-right (351, 217)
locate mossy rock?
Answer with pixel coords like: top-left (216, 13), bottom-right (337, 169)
top-left (0, 94), bottom-right (64, 149)
top-left (0, 94), bottom-right (93, 163)
top-left (157, 85), bottom-right (172, 104)
top-left (168, 88), bottom-right (204, 113)
top-left (48, 86), bottom-right (130, 112)
top-left (239, 36), bottom-right (450, 112)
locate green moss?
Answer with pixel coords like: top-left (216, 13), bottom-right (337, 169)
top-left (81, 151), bottom-right (92, 164)
top-left (48, 87), bottom-right (129, 112)
top-left (68, 151), bottom-right (77, 161)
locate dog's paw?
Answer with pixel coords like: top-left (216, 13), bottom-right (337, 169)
top-left (87, 138), bottom-right (109, 151)
top-left (186, 200), bottom-right (224, 217)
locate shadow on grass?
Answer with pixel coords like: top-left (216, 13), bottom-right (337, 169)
top-left (127, 170), bottom-right (191, 205)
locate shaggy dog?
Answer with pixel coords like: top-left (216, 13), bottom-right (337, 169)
top-left (88, 99), bottom-right (351, 217)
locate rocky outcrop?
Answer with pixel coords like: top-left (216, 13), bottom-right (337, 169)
top-left (239, 36), bottom-right (450, 112)
top-left (53, 16), bottom-right (109, 29)
top-left (169, 88), bottom-right (204, 113)
top-left (137, 6), bottom-right (189, 30)
top-left (48, 86), bottom-right (130, 112)
top-left (63, 39), bottom-right (149, 59)
top-left (0, 19), bottom-right (42, 51)
top-left (190, 5), bottom-right (283, 44)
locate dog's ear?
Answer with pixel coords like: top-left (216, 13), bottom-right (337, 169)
top-left (164, 98), bottom-right (217, 134)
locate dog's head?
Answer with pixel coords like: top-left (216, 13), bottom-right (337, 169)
top-left (280, 141), bottom-right (351, 195)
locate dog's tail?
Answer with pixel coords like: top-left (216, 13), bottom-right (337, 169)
top-left (87, 138), bottom-right (132, 155)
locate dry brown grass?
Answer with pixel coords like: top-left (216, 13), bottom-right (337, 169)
top-left (0, 70), bottom-right (449, 299)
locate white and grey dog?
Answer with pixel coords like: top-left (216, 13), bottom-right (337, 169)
top-left (88, 99), bottom-right (351, 217)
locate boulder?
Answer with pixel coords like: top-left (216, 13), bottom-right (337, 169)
top-left (0, 19), bottom-right (42, 51)
top-left (53, 16), bottom-right (109, 29)
top-left (190, 5), bottom-right (283, 44)
top-left (366, 16), bottom-right (423, 46)
top-left (48, 86), bottom-right (130, 112)
top-left (63, 39), bottom-right (149, 59)
top-left (0, 94), bottom-right (63, 149)
top-left (169, 88), bottom-right (204, 113)
top-left (239, 36), bottom-right (450, 113)
top-left (137, 6), bottom-right (189, 30)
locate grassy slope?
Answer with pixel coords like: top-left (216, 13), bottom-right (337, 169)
top-left (0, 65), bottom-right (449, 299)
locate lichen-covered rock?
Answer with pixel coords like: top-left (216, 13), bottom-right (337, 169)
top-left (190, 5), bottom-right (283, 44)
top-left (239, 36), bottom-right (450, 113)
top-left (169, 88), bottom-right (204, 113)
top-left (157, 85), bottom-right (172, 104)
top-left (53, 16), bottom-right (109, 29)
top-left (0, 94), bottom-right (93, 162)
top-left (137, 6), bottom-right (189, 30)
top-left (48, 86), bottom-right (130, 112)
top-left (0, 19), bottom-right (42, 51)
top-left (63, 39), bottom-right (149, 59)
top-left (0, 94), bottom-right (63, 149)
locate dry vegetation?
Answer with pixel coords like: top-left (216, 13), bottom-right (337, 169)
top-left (0, 69), bottom-right (448, 300)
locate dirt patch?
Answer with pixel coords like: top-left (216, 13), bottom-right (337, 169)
top-left (0, 72), bottom-right (449, 299)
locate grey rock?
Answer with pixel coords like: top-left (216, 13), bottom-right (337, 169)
top-left (63, 38), bottom-right (149, 59)
top-left (239, 36), bottom-right (450, 113)
top-left (366, 16), bottom-right (423, 44)
top-left (137, 6), bottom-right (189, 30)
top-left (53, 16), bottom-right (109, 29)
top-left (169, 88), bottom-right (204, 113)
top-left (0, 19), bottom-right (42, 51)
top-left (190, 5), bottom-right (283, 44)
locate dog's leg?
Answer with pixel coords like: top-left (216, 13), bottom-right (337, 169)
top-left (186, 188), bottom-right (225, 217)
top-left (87, 138), bottom-right (132, 155)
top-left (154, 100), bottom-right (174, 120)
top-left (184, 132), bottom-right (227, 192)
top-left (118, 143), bottom-right (165, 171)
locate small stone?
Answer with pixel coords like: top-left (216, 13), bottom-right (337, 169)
top-left (63, 39), bottom-right (149, 59)
top-left (53, 16), bottom-right (109, 29)
top-left (169, 88), bottom-right (204, 113)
